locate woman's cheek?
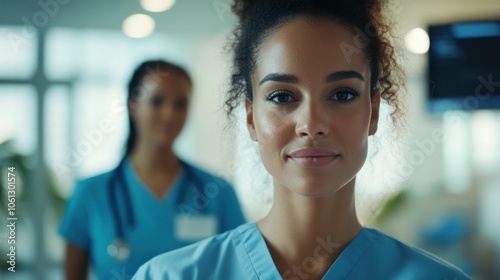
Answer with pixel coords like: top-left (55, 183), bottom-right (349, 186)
top-left (342, 115), bottom-right (370, 167)
top-left (254, 111), bottom-right (283, 145)
top-left (254, 111), bottom-right (288, 170)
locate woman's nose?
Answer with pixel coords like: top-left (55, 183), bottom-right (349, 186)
top-left (161, 104), bottom-right (177, 120)
top-left (295, 101), bottom-right (330, 139)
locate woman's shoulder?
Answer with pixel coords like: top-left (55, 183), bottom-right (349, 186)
top-left (362, 227), bottom-right (470, 279)
top-left (133, 222), bottom-right (253, 279)
top-left (71, 168), bottom-right (115, 196)
top-left (78, 169), bottom-right (114, 184)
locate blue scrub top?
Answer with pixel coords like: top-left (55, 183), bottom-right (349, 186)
top-left (134, 222), bottom-right (470, 280)
top-left (58, 159), bottom-right (246, 280)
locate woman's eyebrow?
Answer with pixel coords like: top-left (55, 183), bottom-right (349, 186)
top-left (259, 70), bottom-right (365, 86)
top-left (259, 73), bottom-right (298, 86)
top-left (325, 70), bottom-right (365, 82)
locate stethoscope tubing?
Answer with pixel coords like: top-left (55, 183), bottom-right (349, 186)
top-left (108, 157), bottom-right (135, 241)
top-left (108, 158), bottom-right (205, 248)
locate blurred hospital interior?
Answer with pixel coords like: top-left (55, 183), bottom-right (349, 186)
top-left (0, 0), bottom-right (500, 279)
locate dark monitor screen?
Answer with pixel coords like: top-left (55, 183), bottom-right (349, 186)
top-left (427, 20), bottom-right (500, 113)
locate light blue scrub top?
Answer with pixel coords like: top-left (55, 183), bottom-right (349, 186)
top-left (58, 159), bottom-right (246, 280)
top-left (134, 222), bottom-right (470, 280)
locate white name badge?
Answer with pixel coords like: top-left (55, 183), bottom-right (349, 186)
top-left (175, 214), bottom-right (218, 241)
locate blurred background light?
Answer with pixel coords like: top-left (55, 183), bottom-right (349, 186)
top-left (140, 0), bottom-right (175, 12)
top-left (405, 27), bottom-right (430, 54)
top-left (122, 14), bottom-right (155, 38)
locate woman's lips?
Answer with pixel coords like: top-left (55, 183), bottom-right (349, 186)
top-left (288, 148), bottom-right (340, 168)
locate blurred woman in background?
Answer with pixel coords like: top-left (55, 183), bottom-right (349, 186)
top-left (58, 60), bottom-right (245, 280)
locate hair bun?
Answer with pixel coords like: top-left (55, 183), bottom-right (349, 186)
top-left (232, 0), bottom-right (259, 25)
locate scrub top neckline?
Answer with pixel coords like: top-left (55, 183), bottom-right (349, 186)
top-left (240, 222), bottom-right (376, 280)
top-left (124, 158), bottom-right (186, 204)
top-left (237, 222), bottom-right (282, 279)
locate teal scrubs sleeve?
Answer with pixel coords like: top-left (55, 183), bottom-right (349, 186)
top-left (58, 178), bottom-right (97, 250)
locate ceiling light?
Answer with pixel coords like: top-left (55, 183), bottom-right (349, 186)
top-left (122, 14), bottom-right (155, 38)
top-left (405, 28), bottom-right (430, 54)
top-left (140, 0), bottom-right (175, 12)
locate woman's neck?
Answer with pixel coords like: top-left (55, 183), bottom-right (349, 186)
top-left (128, 141), bottom-right (182, 198)
top-left (257, 179), bottom-right (361, 279)
top-left (129, 141), bottom-right (179, 173)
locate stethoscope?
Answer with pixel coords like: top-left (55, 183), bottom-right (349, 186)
top-left (106, 157), bottom-right (203, 261)
top-left (107, 158), bottom-right (134, 261)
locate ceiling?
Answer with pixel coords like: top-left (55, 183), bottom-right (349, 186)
top-left (0, 0), bottom-right (499, 37)
top-left (0, 0), bottom-right (238, 36)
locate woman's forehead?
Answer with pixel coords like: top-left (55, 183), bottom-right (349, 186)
top-left (136, 73), bottom-right (191, 99)
top-left (254, 17), bottom-right (369, 80)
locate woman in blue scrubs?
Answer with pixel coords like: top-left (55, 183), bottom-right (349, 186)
top-left (58, 60), bottom-right (246, 280)
top-left (134, 1), bottom-right (471, 279)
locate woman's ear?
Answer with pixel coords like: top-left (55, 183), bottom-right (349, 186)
top-left (368, 91), bottom-right (381, 136)
top-left (245, 98), bottom-right (258, 141)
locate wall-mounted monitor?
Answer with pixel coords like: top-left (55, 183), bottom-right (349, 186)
top-left (428, 20), bottom-right (500, 114)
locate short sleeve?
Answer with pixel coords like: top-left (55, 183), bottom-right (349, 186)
top-left (58, 181), bottom-right (92, 250)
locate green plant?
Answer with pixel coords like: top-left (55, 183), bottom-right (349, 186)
top-left (0, 140), bottom-right (66, 269)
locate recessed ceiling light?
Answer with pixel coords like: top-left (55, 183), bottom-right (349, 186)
top-left (140, 0), bottom-right (175, 12)
top-left (122, 14), bottom-right (155, 38)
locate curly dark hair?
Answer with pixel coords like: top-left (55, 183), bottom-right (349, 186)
top-left (225, 0), bottom-right (405, 129)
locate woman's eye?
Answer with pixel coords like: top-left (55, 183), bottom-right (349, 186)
top-left (175, 99), bottom-right (188, 109)
top-left (150, 96), bottom-right (163, 107)
top-left (330, 88), bottom-right (359, 102)
top-left (266, 92), bottom-right (295, 103)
